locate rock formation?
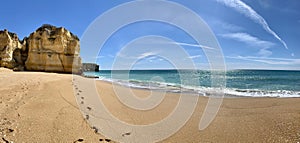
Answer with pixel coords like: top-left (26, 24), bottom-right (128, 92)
top-left (25, 24), bottom-right (81, 73)
top-left (0, 24), bottom-right (82, 74)
top-left (82, 63), bottom-right (99, 72)
top-left (0, 30), bottom-right (23, 68)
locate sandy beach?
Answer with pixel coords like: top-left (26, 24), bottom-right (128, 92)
top-left (1, 68), bottom-right (300, 142)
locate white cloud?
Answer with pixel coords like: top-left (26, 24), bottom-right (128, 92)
top-left (212, 20), bottom-right (244, 31)
top-left (188, 55), bottom-right (202, 59)
top-left (139, 40), bottom-right (216, 50)
top-left (93, 56), bottom-right (104, 59)
top-left (221, 22), bottom-right (244, 31)
top-left (137, 52), bottom-right (157, 59)
top-left (258, 0), bottom-right (271, 8)
top-left (227, 56), bottom-right (300, 65)
top-left (118, 52), bottom-right (159, 60)
top-left (258, 48), bottom-right (272, 57)
top-left (220, 32), bottom-right (275, 57)
top-left (216, 0), bottom-right (288, 49)
top-left (95, 54), bottom-right (115, 59)
top-left (145, 56), bottom-right (160, 63)
top-left (172, 42), bottom-right (215, 50)
top-left (220, 32), bottom-right (274, 48)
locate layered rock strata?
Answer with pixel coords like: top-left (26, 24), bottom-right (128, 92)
top-left (0, 25), bottom-right (82, 74)
top-left (0, 30), bottom-right (23, 69)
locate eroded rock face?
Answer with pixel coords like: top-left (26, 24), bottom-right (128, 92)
top-left (0, 25), bottom-right (82, 74)
top-left (82, 63), bottom-right (99, 72)
top-left (25, 25), bottom-right (82, 73)
top-left (0, 30), bottom-right (22, 68)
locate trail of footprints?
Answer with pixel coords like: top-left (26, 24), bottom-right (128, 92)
top-left (0, 118), bottom-right (15, 143)
top-left (0, 80), bottom-right (34, 143)
top-left (73, 78), bottom-right (116, 143)
top-left (73, 138), bottom-right (112, 143)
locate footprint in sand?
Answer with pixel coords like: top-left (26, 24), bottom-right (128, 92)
top-left (122, 132), bottom-right (131, 137)
top-left (73, 138), bottom-right (84, 143)
top-left (92, 126), bottom-right (98, 133)
top-left (2, 137), bottom-right (10, 143)
top-left (1, 128), bottom-right (14, 134)
top-left (87, 107), bottom-right (92, 111)
top-left (99, 138), bottom-right (112, 142)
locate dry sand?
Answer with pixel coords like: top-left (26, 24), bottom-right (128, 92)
top-left (0, 68), bottom-right (300, 142)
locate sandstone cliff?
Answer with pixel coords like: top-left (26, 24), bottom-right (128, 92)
top-left (25, 24), bottom-right (81, 73)
top-left (0, 24), bottom-right (82, 74)
top-left (0, 30), bottom-right (23, 68)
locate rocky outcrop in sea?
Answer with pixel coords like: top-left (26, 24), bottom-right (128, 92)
top-left (82, 63), bottom-right (99, 72)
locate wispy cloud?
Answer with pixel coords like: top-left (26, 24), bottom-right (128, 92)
top-left (227, 56), bottom-right (300, 65)
top-left (94, 54), bottom-right (115, 59)
top-left (138, 40), bottom-right (216, 50)
top-left (220, 32), bottom-right (275, 57)
top-left (221, 22), bottom-right (244, 31)
top-left (212, 20), bottom-right (245, 31)
top-left (145, 56), bottom-right (160, 62)
top-left (220, 32), bottom-right (274, 48)
top-left (137, 52), bottom-right (157, 59)
top-left (216, 0), bottom-right (288, 49)
top-left (257, 48), bottom-right (272, 57)
top-left (258, 0), bottom-right (271, 8)
top-left (93, 56), bottom-right (104, 59)
top-left (118, 51), bottom-right (158, 60)
top-left (188, 55), bottom-right (202, 59)
top-left (171, 42), bottom-right (215, 50)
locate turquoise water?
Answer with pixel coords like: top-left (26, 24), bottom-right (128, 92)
top-left (84, 70), bottom-right (300, 97)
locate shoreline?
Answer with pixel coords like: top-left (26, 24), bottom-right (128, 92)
top-left (1, 70), bottom-right (300, 142)
top-left (91, 77), bottom-right (300, 98)
top-left (93, 79), bottom-right (300, 142)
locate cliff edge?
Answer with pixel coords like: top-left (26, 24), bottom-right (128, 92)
top-left (0, 30), bottom-right (23, 68)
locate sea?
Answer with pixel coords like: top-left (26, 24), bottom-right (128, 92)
top-left (84, 70), bottom-right (300, 98)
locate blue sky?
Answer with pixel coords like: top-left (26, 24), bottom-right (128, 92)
top-left (1, 0), bottom-right (299, 70)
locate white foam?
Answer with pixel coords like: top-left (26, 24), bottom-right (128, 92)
top-left (93, 76), bottom-right (300, 98)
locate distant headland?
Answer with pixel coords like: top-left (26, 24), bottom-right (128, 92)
top-left (82, 63), bottom-right (99, 72)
